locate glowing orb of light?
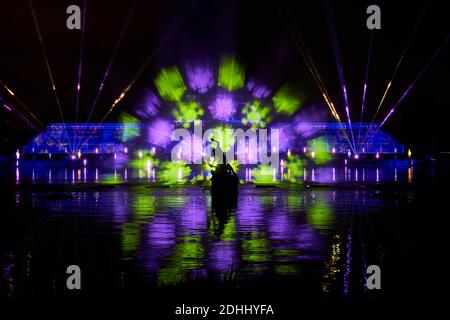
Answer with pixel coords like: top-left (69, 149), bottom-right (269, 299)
top-left (208, 95), bottom-right (236, 121)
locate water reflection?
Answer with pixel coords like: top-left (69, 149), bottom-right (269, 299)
top-left (7, 161), bottom-right (424, 185)
top-left (3, 161), bottom-right (446, 298)
top-left (20, 186), bottom-right (386, 292)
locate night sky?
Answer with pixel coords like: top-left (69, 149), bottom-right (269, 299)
top-left (0, 0), bottom-right (448, 153)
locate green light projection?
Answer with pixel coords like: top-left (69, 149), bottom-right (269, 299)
top-left (119, 112), bottom-right (140, 142)
top-left (129, 150), bottom-right (160, 170)
top-left (173, 100), bottom-right (204, 128)
top-left (308, 137), bottom-right (333, 165)
top-left (210, 125), bottom-right (235, 152)
top-left (159, 160), bottom-right (192, 185)
top-left (154, 67), bottom-right (186, 101)
top-left (272, 83), bottom-right (307, 115)
top-left (241, 100), bottom-right (272, 128)
top-left (252, 165), bottom-right (276, 185)
top-left (283, 154), bottom-right (304, 182)
top-left (99, 173), bottom-right (123, 185)
top-left (218, 56), bottom-right (245, 91)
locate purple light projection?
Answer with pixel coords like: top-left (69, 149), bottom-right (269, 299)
top-left (247, 80), bottom-right (271, 99)
top-left (272, 125), bottom-right (294, 152)
top-left (185, 64), bottom-right (214, 94)
top-left (208, 95), bottom-right (237, 121)
top-left (135, 89), bottom-right (160, 119)
top-left (147, 118), bottom-right (174, 147)
top-left (294, 107), bottom-right (327, 138)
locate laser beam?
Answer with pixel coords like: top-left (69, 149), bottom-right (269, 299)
top-left (364, 35), bottom-right (448, 148)
top-left (0, 79), bottom-right (45, 129)
top-left (29, 0), bottom-right (73, 153)
top-left (74, 0), bottom-right (87, 149)
top-left (324, 0), bottom-right (356, 152)
top-left (357, 30), bottom-right (374, 152)
top-left (78, 0), bottom-right (199, 151)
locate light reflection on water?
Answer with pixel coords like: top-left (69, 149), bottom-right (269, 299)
top-left (0, 161), bottom-right (449, 296)
top-left (11, 164), bottom-right (418, 184)
top-left (1, 183), bottom-right (403, 297)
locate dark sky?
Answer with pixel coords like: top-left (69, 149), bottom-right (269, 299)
top-left (0, 0), bottom-right (448, 152)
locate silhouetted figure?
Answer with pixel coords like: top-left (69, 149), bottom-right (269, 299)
top-left (208, 138), bottom-right (239, 197)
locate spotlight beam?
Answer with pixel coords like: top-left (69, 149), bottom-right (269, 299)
top-left (275, 0), bottom-right (356, 153)
top-left (74, 0), bottom-right (87, 149)
top-left (363, 35), bottom-right (448, 148)
top-left (29, 0), bottom-right (73, 153)
top-left (357, 31), bottom-right (374, 152)
top-left (1, 96), bottom-right (40, 131)
top-left (76, 0), bottom-right (136, 153)
top-left (370, 1), bottom-right (428, 124)
top-left (84, 0), bottom-right (136, 125)
top-left (0, 79), bottom-right (46, 129)
top-left (77, 0), bottom-right (199, 151)
top-left (274, 0), bottom-right (341, 122)
top-left (100, 0), bottom-right (199, 123)
top-left (324, 0), bottom-right (357, 152)
top-left (362, 2), bottom-right (429, 151)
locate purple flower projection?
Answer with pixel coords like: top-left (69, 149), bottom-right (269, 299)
top-left (247, 80), bottom-right (271, 99)
top-left (147, 118), bottom-right (174, 147)
top-left (208, 95), bottom-right (236, 121)
top-left (135, 89), bottom-right (160, 119)
top-left (185, 64), bottom-right (214, 94)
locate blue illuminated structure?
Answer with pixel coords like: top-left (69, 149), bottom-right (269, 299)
top-left (295, 123), bottom-right (404, 154)
top-left (23, 123), bottom-right (140, 155)
top-left (22, 122), bottom-right (403, 155)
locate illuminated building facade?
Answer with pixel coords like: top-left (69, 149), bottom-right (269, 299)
top-left (22, 122), bottom-right (403, 156)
